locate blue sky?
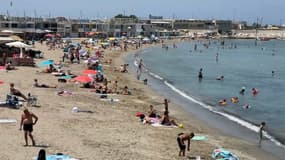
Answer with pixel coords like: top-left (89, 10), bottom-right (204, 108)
top-left (1, 0), bottom-right (284, 25)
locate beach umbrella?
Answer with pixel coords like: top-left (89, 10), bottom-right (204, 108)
top-left (45, 33), bottom-right (54, 37)
top-left (82, 70), bottom-right (98, 75)
top-left (5, 41), bottom-right (32, 58)
top-left (38, 60), bottom-right (54, 67)
top-left (74, 76), bottom-right (93, 83)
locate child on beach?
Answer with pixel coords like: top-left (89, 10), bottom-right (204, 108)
top-left (177, 132), bottom-right (195, 156)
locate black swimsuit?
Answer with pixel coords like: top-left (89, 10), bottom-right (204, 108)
top-left (23, 123), bottom-right (33, 132)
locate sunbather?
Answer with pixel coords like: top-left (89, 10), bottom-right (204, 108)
top-left (121, 86), bottom-right (131, 95)
top-left (160, 111), bottom-right (177, 126)
top-left (5, 61), bottom-right (17, 70)
top-left (144, 105), bottom-right (159, 124)
top-left (33, 79), bottom-right (56, 88)
top-left (10, 83), bottom-right (28, 100)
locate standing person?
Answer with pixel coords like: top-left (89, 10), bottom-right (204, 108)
top-left (258, 122), bottom-right (266, 147)
top-left (216, 53), bottom-right (219, 62)
top-left (164, 98), bottom-right (169, 112)
top-left (2, 52), bottom-right (7, 65)
top-left (177, 132), bottom-right (195, 156)
top-left (75, 48), bottom-right (80, 64)
top-left (136, 59), bottom-right (144, 80)
top-left (198, 68), bottom-right (203, 80)
top-left (19, 108), bottom-right (38, 146)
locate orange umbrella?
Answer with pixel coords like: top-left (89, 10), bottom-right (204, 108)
top-left (74, 76), bottom-right (93, 83)
top-left (82, 70), bottom-right (98, 75)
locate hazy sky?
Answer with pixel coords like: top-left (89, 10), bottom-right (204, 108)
top-left (1, 0), bottom-right (284, 25)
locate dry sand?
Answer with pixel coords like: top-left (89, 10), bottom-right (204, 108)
top-left (0, 40), bottom-right (280, 160)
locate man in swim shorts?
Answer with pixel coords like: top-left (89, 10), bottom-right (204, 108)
top-left (19, 108), bottom-right (38, 146)
top-left (177, 132), bottom-right (195, 156)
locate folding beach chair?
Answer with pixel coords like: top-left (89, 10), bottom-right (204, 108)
top-left (6, 94), bottom-right (22, 107)
top-left (27, 93), bottom-right (38, 107)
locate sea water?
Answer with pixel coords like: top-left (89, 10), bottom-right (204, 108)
top-left (131, 39), bottom-right (285, 148)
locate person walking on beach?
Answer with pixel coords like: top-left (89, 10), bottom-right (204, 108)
top-left (136, 59), bottom-right (144, 80)
top-left (177, 132), bottom-right (195, 156)
top-left (258, 122), bottom-right (266, 147)
top-left (19, 108), bottom-right (38, 146)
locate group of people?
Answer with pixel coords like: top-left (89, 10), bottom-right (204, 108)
top-left (137, 99), bottom-right (196, 157)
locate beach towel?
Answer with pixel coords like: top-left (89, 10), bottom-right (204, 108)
top-left (192, 136), bottom-right (208, 141)
top-left (33, 154), bottom-right (79, 160)
top-left (211, 148), bottom-right (239, 160)
top-left (0, 66), bottom-right (5, 70)
top-left (100, 98), bottom-right (119, 102)
top-left (71, 107), bottom-right (93, 113)
top-left (151, 123), bottom-right (177, 128)
top-left (0, 119), bottom-right (17, 123)
top-left (188, 156), bottom-right (205, 160)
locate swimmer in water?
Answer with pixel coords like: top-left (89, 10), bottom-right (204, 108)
top-left (239, 87), bottom-right (246, 95)
top-left (216, 75), bottom-right (224, 80)
top-left (252, 88), bottom-right (259, 95)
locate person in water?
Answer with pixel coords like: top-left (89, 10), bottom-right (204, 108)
top-left (198, 68), bottom-right (203, 79)
top-left (239, 87), bottom-right (246, 95)
top-left (177, 132), bottom-right (195, 156)
top-left (252, 88), bottom-right (259, 95)
top-left (216, 75), bottom-right (224, 80)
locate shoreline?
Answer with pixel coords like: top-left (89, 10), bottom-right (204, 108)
top-left (120, 40), bottom-right (284, 159)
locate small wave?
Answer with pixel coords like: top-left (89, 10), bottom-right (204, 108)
top-left (149, 72), bottom-right (164, 81)
top-left (164, 81), bottom-right (285, 149)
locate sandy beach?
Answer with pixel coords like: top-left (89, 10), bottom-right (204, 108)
top-left (0, 39), bottom-right (281, 160)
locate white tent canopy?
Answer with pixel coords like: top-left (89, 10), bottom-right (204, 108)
top-left (1, 30), bottom-right (14, 33)
top-left (6, 41), bottom-right (32, 58)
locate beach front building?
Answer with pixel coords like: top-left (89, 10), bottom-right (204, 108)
top-left (0, 14), bottom-right (244, 39)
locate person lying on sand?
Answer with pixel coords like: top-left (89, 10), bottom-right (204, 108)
top-left (41, 64), bottom-right (56, 73)
top-left (160, 111), bottom-right (177, 126)
top-left (33, 79), bottom-right (56, 88)
top-left (114, 64), bottom-right (129, 73)
top-left (5, 61), bottom-right (17, 70)
top-left (10, 83), bottom-right (28, 100)
top-left (121, 86), bottom-right (131, 95)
